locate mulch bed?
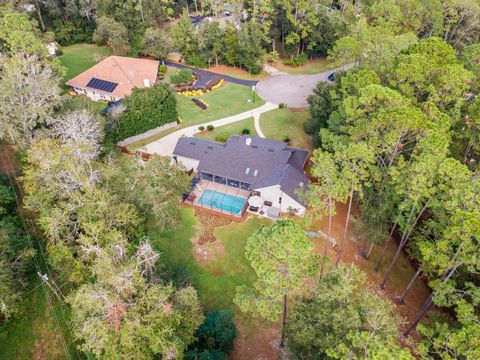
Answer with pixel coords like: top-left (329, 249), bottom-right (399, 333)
top-left (195, 209), bottom-right (232, 244)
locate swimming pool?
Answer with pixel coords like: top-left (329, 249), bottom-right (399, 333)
top-left (198, 189), bottom-right (246, 215)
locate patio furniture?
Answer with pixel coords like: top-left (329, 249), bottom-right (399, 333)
top-left (248, 195), bottom-right (264, 209)
top-left (187, 194), bottom-right (196, 202)
top-left (249, 206), bottom-right (259, 212)
top-left (263, 200), bottom-right (273, 206)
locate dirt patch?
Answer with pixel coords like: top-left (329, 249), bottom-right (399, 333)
top-left (206, 64), bottom-right (268, 80)
top-left (308, 200), bottom-right (432, 336)
top-left (0, 145), bottom-right (15, 175)
top-left (231, 315), bottom-right (280, 360)
top-left (32, 299), bottom-right (66, 360)
top-left (191, 223), bottom-right (226, 266)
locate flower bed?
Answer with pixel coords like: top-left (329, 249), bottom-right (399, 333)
top-left (192, 98), bottom-right (208, 110)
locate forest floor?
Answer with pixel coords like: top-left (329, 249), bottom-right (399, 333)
top-left (269, 57), bottom-right (337, 75)
top-left (206, 64), bottom-right (270, 81)
top-left (156, 199), bottom-right (431, 359)
top-left (309, 203), bottom-right (432, 329)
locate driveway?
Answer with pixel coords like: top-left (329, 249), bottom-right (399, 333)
top-left (255, 63), bottom-right (356, 107)
top-left (143, 102), bottom-right (278, 156)
top-left (163, 60), bottom-right (258, 87)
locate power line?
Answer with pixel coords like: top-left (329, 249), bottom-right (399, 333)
top-left (0, 150), bottom-right (77, 360)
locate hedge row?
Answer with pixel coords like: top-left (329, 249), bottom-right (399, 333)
top-left (114, 84), bottom-right (177, 141)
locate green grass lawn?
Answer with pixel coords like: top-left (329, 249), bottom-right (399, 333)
top-left (150, 207), bottom-right (271, 311)
top-left (260, 108), bottom-right (313, 150)
top-left (194, 117), bottom-right (257, 142)
top-left (130, 83), bottom-right (265, 150)
top-left (0, 285), bottom-right (76, 360)
top-left (271, 57), bottom-right (337, 74)
top-left (59, 43), bottom-right (113, 82)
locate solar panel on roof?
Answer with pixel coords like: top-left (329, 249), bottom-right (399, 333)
top-left (86, 78), bottom-right (118, 93)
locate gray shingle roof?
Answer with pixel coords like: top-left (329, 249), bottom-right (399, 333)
top-left (173, 135), bottom-right (309, 204)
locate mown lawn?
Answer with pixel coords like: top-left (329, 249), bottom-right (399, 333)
top-left (130, 83), bottom-right (265, 150)
top-left (150, 207), bottom-right (271, 311)
top-left (0, 285), bottom-right (76, 360)
top-left (260, 108), bottom-right (313, 150)
top-left (176, 83), bottom-right (263, 125)
top-left (271, 57), bottom-right (337, 74)
top-left (59, 43), bottom-right (113, 82)
top-left (195, 117), bottom-right (257, 142)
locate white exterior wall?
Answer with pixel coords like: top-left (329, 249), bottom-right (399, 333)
top-left (254, 185), bottom-right (306, 215)
top-left (73, 87), bottom-right (118, 102)
top-left (175, 155), bottom-right (200, 171)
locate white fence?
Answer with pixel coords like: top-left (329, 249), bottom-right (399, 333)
top-left (117, 121), bottom-right (178, 147)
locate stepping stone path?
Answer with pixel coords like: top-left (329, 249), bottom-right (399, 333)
top-left (195, 210), bottom-right (232, 244)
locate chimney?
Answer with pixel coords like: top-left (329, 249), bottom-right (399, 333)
top-left (144, 79), bottom-right (151, 87)
top-left (245, 137), bottom-right (252, 145)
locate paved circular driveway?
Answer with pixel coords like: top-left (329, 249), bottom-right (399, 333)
top-left (255, 63), bottom-right (355, 108)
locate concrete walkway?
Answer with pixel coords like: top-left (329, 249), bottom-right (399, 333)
top-left (256, 63), bottom-right (357, 107)
top-left (253, 110), bottom-right (265, 138)
top-left (143, 101), bottom-right (278, 156)
top-left (263, 63), bottom-right (287, 76)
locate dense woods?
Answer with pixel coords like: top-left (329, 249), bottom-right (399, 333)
top-left (0, 0), bottom-right (479, 359)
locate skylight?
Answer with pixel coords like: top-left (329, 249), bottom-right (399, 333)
top-left (245, 167), bottom-right (250, 174)
top-left (253, 169), bottom-right (258, 177)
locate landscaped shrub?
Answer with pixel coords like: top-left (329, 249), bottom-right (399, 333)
top-left (113, 84), bottom-right (177, 141)
top-left (198, 126), bottom-right (205, 131)
top-left (207, 125), bottom-right (214, 131)
top-left (158, 65), bottom-right (167, 79)
top-left (283, 136), bottom-right (291, 143)
top-left (283, 53), bottom-right (308, 67)
top-left (215, 135), bottom-right (228, 142)
top-left (241, 128), bottom-right (250, 135)
top-left (279, 103), bottom-right (286, 108)
top-left (170, 69), bottom-right (194, 85)
top-left (192, 98), bottom-right (208, 110)
top-left (267, 50), bottom-right (279, 64)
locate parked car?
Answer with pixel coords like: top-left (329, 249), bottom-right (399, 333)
top-left (328, 72), bottom-right (336, 81)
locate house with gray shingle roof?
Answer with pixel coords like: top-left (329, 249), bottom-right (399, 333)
top-left (173, 135), bottom-right (309, 217)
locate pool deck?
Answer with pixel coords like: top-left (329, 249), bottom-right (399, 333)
top-left (188, 180), bottom-right (250, 217)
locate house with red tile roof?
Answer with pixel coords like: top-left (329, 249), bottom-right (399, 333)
top-left (66, 56), bottom-right (160, 102)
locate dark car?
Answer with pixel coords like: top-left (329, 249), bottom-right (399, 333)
top-left (328, 72), bottom-right (336, 81)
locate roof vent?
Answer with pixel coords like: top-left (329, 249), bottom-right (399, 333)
top-left (245, 137), bottom-right (252, 145)
top-left (189, 141), bottom-right (196, 145)
top-left (253, 169), bottom-right (258, 177)
top-left (268, 148), bottom-right (274, 152)
top-left (207, 146), bottom-right (213, 149)
top-left (252, 145), bottom-right (258, 148)
top-left (144, 79), bottom-right (151, 87)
